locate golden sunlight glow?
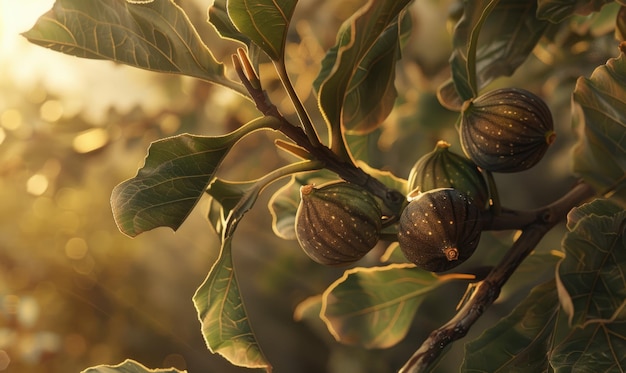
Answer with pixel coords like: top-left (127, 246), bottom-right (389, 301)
top-left (72, 128), bottom-right (109, 154)
top-left (1, 109), bottom-right (23, 130)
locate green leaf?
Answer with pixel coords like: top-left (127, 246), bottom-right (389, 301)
top-left (537, 0), bottom-right (613, 23)
top-left (446, 0), bottom-right (549, 103)
top-left (23, 0), bottom-right (246, 95)
top-left (329, 10), bottom-right (411, 135)
top-left (196, 161), bottom-right (321, 372)
top-left (557, 199), bottom-right (626, 327)
top-left (193, 236), bottom-right (271, 372)
top-left (81, 359), bottom-right (185, 373)
top-left (566, 198), bottom-right (624, 230)
top-left (320, 264), bottom-right (473, 348)
top-left (205, 178), bottom-right (258, 237)
top-left (227, 0), bottom-right (298, 61)
top-left (208, 0), bottom-right (250, 46)
top-left (111, 117), bottom-right (279, 237)
top-left (267, 169), bottom-right (337, 240)
top-left (315, 0), bottom-right (411, 157)
top-left (572, 47), bottom-right (626, 208)
top-left (463, 280), bottom-right (561, 372)
top-left (550, 305), bottom-right (626, 372)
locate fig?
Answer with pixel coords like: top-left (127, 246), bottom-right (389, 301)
top-left (408, 140), bottom-right (489, 209)
top-left (398, 188), bottom-right (483, 272)
top-left (295, 182), bottom-right (382, 266)
top-left (460, 88), bottom-right (556, 173)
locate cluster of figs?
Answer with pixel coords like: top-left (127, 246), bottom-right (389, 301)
top-left (295, 88), bottom-right (556, 272)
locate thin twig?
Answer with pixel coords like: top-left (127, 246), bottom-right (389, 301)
top-left (399, 181), bottom-right (596, 373)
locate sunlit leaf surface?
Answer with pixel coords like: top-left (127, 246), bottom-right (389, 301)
top-left (319, 10), bottom-right (411, 135)
top-left (315, 0), bottom-right (411, 156)
top-left (463, 280), bottom-right (560, 372)
top-left (227, 0), bottom-right (298, 61)
top-left (321, 264), bottom-right (469, 348)
top-left (23, 0), bottom-right (245, 94)
top-left (537, 0), bottom-right (613, 22)
top-left (81, 359), bottom-right (185, 373)
top-left (208, 0), bottom-right (250, 46)
top-left (572, 46), bottom-right (626, 207)
top-left (444, 0), bottom-right (549, 105)
top-left (557, 199), bottom-right (626, 326)
top-left (196, 160), bottom-right (322, 371)
top-left (550, 306), bottom-right (626, 372)
top-left (193, 236), bottom-right (271, 372)
top-left (111, 118), bottom-right (277, 237)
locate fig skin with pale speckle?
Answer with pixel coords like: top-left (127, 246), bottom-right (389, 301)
top-left (295, 182), bottom-right (382, 266)
top-left (408, 140), bottom-right (489, 209)
top-left (460, 88), bottom-right (556, 173)
top-left (398, 188), bottom-right (483, 272)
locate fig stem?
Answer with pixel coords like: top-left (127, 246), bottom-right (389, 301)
top-left (398, 181), bottom-right (596, 373)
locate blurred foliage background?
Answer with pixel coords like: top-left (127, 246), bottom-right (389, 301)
top-left (0, 0), bottom-right (620, 372)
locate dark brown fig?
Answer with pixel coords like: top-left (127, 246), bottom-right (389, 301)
top-left (408, 140), bottom-right (489, 209)
top-left (295, 182), bottom-right (382, 266)
top-left (460, 88), bottom-right (556, 173)
top-left (398, 188), bottom-right (483, 272)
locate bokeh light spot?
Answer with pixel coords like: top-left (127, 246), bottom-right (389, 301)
top-left (159, 113), bottom-right (180, 135)
top-left (0, 109), bottom-right (22, 130)
top-left (73, 128), bottom-right (109, 154)
top-left (26, 174), bottom-right (49, 196)
top-left (17, 296), bottom-right (39, 328)
top-left (65, 237), bottom-right (88, 260)
top-left (40, 100), bottom-right (64, 122)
